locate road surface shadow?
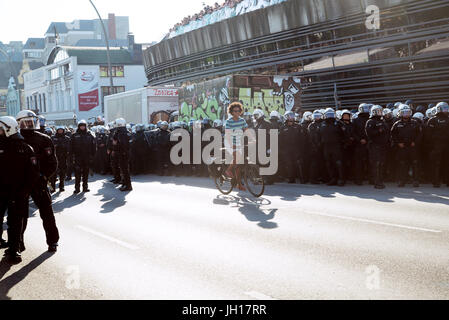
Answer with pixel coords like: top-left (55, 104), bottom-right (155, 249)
top-left (213, 194), bottom-right (278, 229)
top-left (52, 194), bottom-right (87, 214)
top-left (0, 252), bottom-right (53, 300)
top-left (96, 181), bottom-right (128, 214)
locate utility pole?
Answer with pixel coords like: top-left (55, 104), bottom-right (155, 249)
top-left (89, 0), bottom-right (114, 113)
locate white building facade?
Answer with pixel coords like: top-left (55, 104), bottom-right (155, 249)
top-left (24, 47), bottom-right (147, 125)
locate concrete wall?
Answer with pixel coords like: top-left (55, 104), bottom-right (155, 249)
top-left (145, 0), bottom-right (417, 66)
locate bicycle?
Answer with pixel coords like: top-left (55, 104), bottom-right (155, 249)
top-left (211, 149), bottom-right (265, 198)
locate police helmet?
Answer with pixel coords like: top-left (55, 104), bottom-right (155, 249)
top-left (435, 102), bottom-right (449, 114)
top-left (45, 127), bottom-right (54, 136)
top-left (270, 111), bottom-right (280, 120)
top-left (16, 110), bottom-right (39, 130)
top-left (425, 108), bottom-right (433, 119)
top-left (336, 110), bottom-right (343, 120)
top-left (394, 102), bottom-right (402, 108)
top-left (341, 110), bottom-right (352, 120)
top-left (302, 111), bottom-right (313, 122)
top-left (284, 111), bottom-right (295, 122)
top-left (383, 108), bottom-right (393, 119)
top-left (370, 105), bottom-right (383, 118)
top-left (115, 118), bottom-right (126, 128)
top-left (413, 112), bottom-right (424, 122)
top-left (399, 106), bottom-right (412, 118)
top-left (243, 112), bottom-right (252, 121)
top-left (253, 109), bottom-right (265, 120)
top-left (213, 119), bottom-right (223, 128)
top-left (0, 116), bottom-right (19, 137)
top-left (323, 108), bottom-right (336, 119)
top-left (312, 110), bottom-right (323, 121)
top-left (358, 103), bottom-right (372, 114)
top-left (38, 115), bottom-right (46, 127)
top-left (160, 121), bottom-right (169, 130)
top-left (78, 119), bottom-right (88, 126)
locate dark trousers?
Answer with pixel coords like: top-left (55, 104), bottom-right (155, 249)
top-left (323, 146), bottom-right (344, 183)
top-left (23, 179), bottom-right (59, 246)
top-left (396, 146), bottom-right (419, 184)
top-left (111, 153), bottom-right (121, 181)
top-left (51, 159), bottom-right (67, 190)
top-left (369, 144), bottom-right (387, 186)
top-left (354, 144), bottom-right (369, 184)
top-left (430, 144), bottom-right (449, 186)
top-left (74, 158), bottom-right (90, 190)
top-left (7, 197), bottom-right (29, 252)
top-left (119, 154), bottom-right (132, 187)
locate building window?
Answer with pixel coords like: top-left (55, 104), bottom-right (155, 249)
top-left (101, 86), bottom-right (125, 96)
top-left (39, 94), bottom-right (42, 112)
top-left (43, 94), bottom-right (46, 113)
top-left (50, 68), bottom-right (60, 80)
top-left (100, 66), bottom-right (125, 77)
top-left (27, 97), bottom-right (30, 108)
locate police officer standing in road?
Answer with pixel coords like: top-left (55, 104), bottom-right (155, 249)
top-left (365, 105), bottom-right (390, 189)
top-left (427, 102), bottom-right (449, 188)
top-left (113, 118), bottom-right (133, 192)
top-left (71, 120), bottom-right (96, 194)
top-left (51, 126), bottom-right (71, 192)
top-left (16, 110), bottom-right (60, 252)
top-left (391, 105), bottom-right (422, 188)
top-left (319, 108), bottom-right (346, 187)
top-left (352, 103), bottom-right (372, 185)
top-left (0, 116), bottom-right (40, 263)
top-left (279, 111), bottom-right (300, 183)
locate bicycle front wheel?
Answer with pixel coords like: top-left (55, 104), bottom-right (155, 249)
top-left (244, 165), bottom-right (265, 198)
top-left (215, 166), bottom-right (234, 195)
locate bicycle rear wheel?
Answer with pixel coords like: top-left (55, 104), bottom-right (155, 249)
top-left (244, 165), bottom-right (265, 198)
top-left (214, 165), bottom-right (234, 195)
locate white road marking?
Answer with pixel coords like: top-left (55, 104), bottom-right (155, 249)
top-left (244, 291), bottom-right (277, 300)
top-left (76, 225), bottom-right (140, 250)
top-left (299, 210), bottom-right (443, 234)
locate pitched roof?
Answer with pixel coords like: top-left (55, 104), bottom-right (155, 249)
top-left (46, 20), bottom-right (95, 34)
top-left (64, 47), bottom-right (137, 65)
top-left (75, 39), bottom-right (129, 48)
top-left (24, 38), bottom-right (45, 50)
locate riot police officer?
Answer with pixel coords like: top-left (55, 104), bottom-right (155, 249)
top-left (113, 119), bottom-right (133, 192)
top-left (319, 108), bottom-right (345, 186)
top-left (427, 102), bottom-right (449, 187)
top-left (280, 112), bottom-right (300, 183)
top-left (155, 121), bottom-right (172, 176)
top-left (107, 122), bottom-right (121, 184)
top-left (0, 116), bottom-right (40, 263)
top-left (71, 120), bottom-right (96, 194)
top-left (51, 126), bottom-right (71, 192)
top-left (352, 103), bottom-right (372, 185)
top-left (16, 110), bottom-right (60, 252)
top-left (253, 109), bottom-right (274, 185)
top-left (365, 105), bottom-right (390, 189)
top-left (308, 110), bottom-right (325, 184)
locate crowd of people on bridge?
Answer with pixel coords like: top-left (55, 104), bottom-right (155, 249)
top-left (1, 99), bottom-right (448, 263)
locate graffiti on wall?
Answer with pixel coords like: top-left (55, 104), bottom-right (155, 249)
top-left (179, 77), bottom-right (230, 123)
top-left (179, 75), bottom-right (302, 122)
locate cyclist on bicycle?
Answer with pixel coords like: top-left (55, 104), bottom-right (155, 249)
top-left (224, 102), bottom-right (248, 191)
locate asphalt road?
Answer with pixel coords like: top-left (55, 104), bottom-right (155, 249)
top-left (1, 175), bottom-right (448, 300)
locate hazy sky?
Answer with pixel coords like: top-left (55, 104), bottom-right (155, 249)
top-left (0, 0), bottom-right (218, 44)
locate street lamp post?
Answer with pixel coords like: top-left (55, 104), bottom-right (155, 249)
top-left (89, 0), bottom-right (114, 114)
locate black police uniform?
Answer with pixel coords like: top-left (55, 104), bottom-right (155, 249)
top-left (319, 118), bottom-right (345, 186)
top-left (0, 133), bottom-right (40, 261)
top-left (298, 120), bottom-right (312, 184)
top-left (254, 118), bottom-right (273, 184)
top-left (307, 120), bottom-right (326, 184)
top-left (155, 128), bottom-right (172, 176)
top-left (114, 127), bottom-right (133, 191)
top-left (391, 118), bottom-right (422, 187)
top-left (279, 123), bottom-right (300, 183)
top-left (352, 112), bottom-right (370, 185)
top-left (94, 132), bottom-right (109, 175)
top-left (427, 113), bottom-right (449, 187)
top-left (20, 129), bottom-right (60, 249)
top-left (107, 128), bottom-right (121, 183)
top-left (51, 131), bottom-right (71, 191)
top-left (71, 127), bottom-right (96, 192)
top-left (365, 115), bottom-right (390, 189)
